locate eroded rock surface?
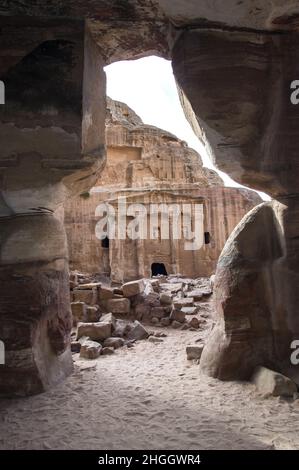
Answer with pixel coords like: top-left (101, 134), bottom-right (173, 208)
top-left (172, 25), bottom-right (299, 382)
top-left (252, 366), bottom-right (297, 397)
top-left (0, 20), bottom-right (106, 396)
top-left (1, 0), bottom-right (299, 395)
top-left (64, 99), bottom-right (261, 282)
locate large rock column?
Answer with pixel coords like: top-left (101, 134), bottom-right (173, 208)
top-left (0, 22), bottom-right (106, 396)
top-left (0, 214), bottom-right (73, 395)
top-left (173, 29), bottom-right (299, 380)
top-left (198, 202), bottom-right (282, 379)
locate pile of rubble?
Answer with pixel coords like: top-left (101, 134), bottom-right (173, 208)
top-left (70, 273), bottom-right (214, 360)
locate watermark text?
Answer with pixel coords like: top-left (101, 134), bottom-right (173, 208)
top-left (290, 340), bottom-right (299, 365)
top-left (0, 80), bottom-right (4, 104)
top-left (0, 340), bottom-right (5, 365)
top-left (290, 80), bottom-right (299, 105)
top-left (95, 199), bottom-right (205, 251)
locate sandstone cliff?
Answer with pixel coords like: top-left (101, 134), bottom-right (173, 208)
top-left (64, 99), bottom-right (261, 281)
top-left (2, 0), bottom-right (298, 396)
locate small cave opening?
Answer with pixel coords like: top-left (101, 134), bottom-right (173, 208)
top-left (151, 262), bottom-right (168, 276)
top-left (204, 232), bottom-right (211, 244)
top-left (101, 236), bottom-right (110, 248)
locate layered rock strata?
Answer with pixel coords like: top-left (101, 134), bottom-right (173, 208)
top-left (1, 0), bottom-right (299, 394)
top-left (65, 99), bottom-right (261, 282)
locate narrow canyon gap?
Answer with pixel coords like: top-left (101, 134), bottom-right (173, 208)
top-left (1, 1), bottom-right (299, 395)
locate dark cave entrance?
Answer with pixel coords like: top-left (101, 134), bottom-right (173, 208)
top-left (204, 232), bottom-right (211, 244)
top-left (101, 236), bottom-right (110, 249)
top-left (151, 262), bottom-right (168, 276)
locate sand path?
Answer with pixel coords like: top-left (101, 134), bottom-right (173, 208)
top-left (0, 327), bottom-right (299, 450)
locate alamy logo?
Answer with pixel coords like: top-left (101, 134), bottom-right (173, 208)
top-left (95, 199), bottom-right (205, 251)
top-left (0, 80), bottom-right (4, 105)
top-left (290, 80), bottom-right (299, 105)
top-left (0, 340), bottom-right (5, 365)
top-left (290, 340), bottom-right (299, 365)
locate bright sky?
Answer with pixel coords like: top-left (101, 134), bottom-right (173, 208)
top-left (105, 56), bottom-right (270, 199)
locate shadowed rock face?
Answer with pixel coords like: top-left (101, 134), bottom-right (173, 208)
top-left (199, 203), bottom-right (283, 379)
top-left (0, 1), bottom-right (299, 395)
top-left (2, 1), bottom-right (299, 30)
top-left (172, 27), bottom-right (299, 382)
top-left (173, 30), bottom-right (299, 198)
top-left (0, 20), bottom-right (106, 396)
top-left (200, 198), bottom-right (299, 382)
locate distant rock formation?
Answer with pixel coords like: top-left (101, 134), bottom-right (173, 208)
top-left (64, 98), bottom-right (261, 282)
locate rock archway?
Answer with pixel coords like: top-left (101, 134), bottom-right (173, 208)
top-left (1, 1), bottom-right (299, 395)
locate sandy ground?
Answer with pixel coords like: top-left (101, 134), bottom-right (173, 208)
top-left (0, 326), bottom-right (299, 450)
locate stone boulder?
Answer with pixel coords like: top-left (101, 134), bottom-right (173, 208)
top-left (126, 321), bottom-right (149, 341)
top-left (106, 298), bottom-right (130, 315)
top-left (171, 321), bottom-right (182, 329)
top-left (122, 279), bottom-right (145, 297)
top-left (143, 279), bottom-right (155, 295)
top-left (186, 345), bottom-right (204, 361)
top-left (71, 302), bottom-right (87, 325)
top-left (188, 317), bottom-right (200, 329)
top-left (100, 312), bottom-right (116, 330)
top-left (173, 298), bottom-right (194, 309)
top-left (200, 203), bottom-right (286, 380)
top-left (70, 272), bottom-right (78, 287)
top-left (170, 309), bottom-right (185, 323)
top-left (148, 336), bottom-right (164, 344)
top-left (159, 293), bottom-right (173, 305)
top-left (77, 322), bottom-right (112, 342)
top-left (135, 303), bottom-right (151, 321)
top-left (98, 286), bottom-right (114, 300)
top-left (113, 319), bottom-right (131, 338)
top-left (161, 317), bottom-right (171, 327)
top-left (80, 340), bottom-right (102, 359)
top-left (187, 291), bottom-right (203, 301)
top-left (149, 278), bottom-right (159, 287)
top-left (181, 306), bottom-right (198, 315)
top-left (144, 292), bottom-right (161, 308)
top-left (129, 293), bottom-right (146, 308)
top-left (151, 306), bottom-right (168, 319)
top-left (73, 288), bottom-right (98, 305)
top-left (102, 347), bottom-right (114, 356)
top-left (252, 367), bottom-right (297, 397)
top-left (113, 288), bottom-right (123, 296)
top-left (77, 282), bottom-right (101, 290)
top-left (160, 282), bottom-right (183, 294)
top-left (86, 306), bottom-right (101, 323)
top-left (103, 337), bottom-right (125, 349)
top-left (163, 306), bottom-right (172, 315)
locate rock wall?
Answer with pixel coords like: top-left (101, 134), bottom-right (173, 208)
top-left (1, 0), bottom-right (299, 395)
top-left (64, 99), bottom-right (261, 282)
top-left (0, 21), bottom-right (106, 396)
top-left (65, 185), bottom-right (261, 282)
top-left (172, 22), bottom-right (299, 382)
